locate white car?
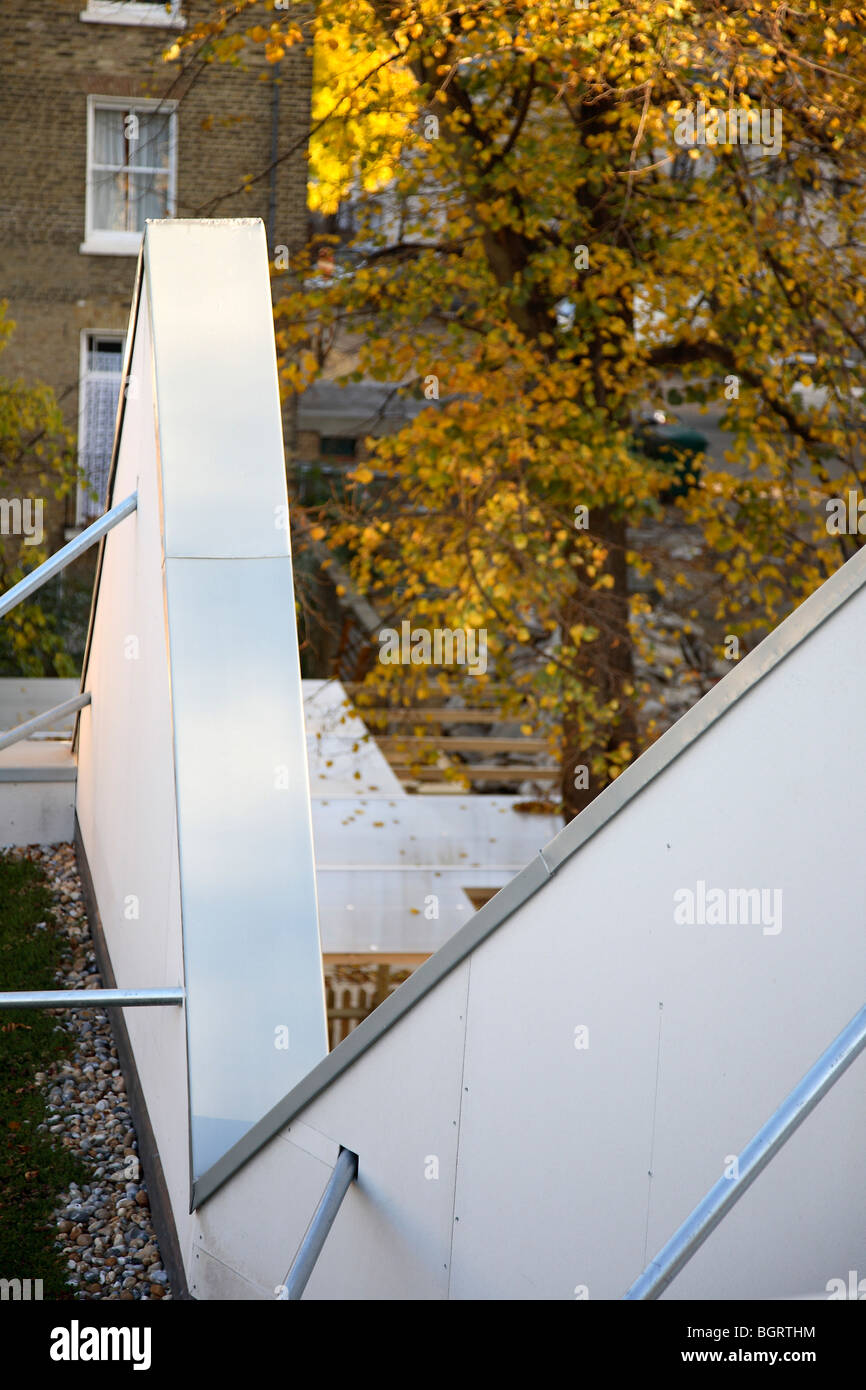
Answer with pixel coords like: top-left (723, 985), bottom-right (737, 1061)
top-left (776, 353), bottom-right (864, 414)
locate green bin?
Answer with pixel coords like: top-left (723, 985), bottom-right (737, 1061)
top-left (633, 412), bottom-right (707, 503)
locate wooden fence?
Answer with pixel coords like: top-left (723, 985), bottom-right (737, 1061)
top-left (324, 961), bottom-right (419, 1051)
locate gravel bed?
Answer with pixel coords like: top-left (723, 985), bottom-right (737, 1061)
top-left (9, 842), bottom-right (172, 1301)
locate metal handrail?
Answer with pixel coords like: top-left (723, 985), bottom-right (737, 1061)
top-left (0, 989), bottom-right (185, 1010)
top-left (0, 492), bottom-right (137, 622)
top-left (280, 1147), bottom-right (358, 1300)
top-left (624, 1002), bottom-right (866, 1300)
top-left (0, 692), bottom-right (92, 753)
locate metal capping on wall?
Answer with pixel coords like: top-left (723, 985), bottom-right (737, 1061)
top-left (192, 536), bottom-right (866, 1207)
top-left (74, 218), bottom-right (272, 746)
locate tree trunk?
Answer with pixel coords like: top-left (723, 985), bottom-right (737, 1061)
top-left (560, 506), bottom-right (636, 821)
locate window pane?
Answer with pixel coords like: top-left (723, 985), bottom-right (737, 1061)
top-left (320, 437), bottom-right (358, 457)
top-left (88, 340), bottom-right (124, 372)
top-left (92, 169), bottom-right (127, 232)
top-left (128, 171), bottom-right (169, 229)
top-left (80, 371), bottom-right (122, 521)
top-left (130, 112), bottom-right (171, 170)
top-left (93, 108), bottom-right (125, 168)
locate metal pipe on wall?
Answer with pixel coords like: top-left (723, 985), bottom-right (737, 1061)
top-left (0, 493), bottom-right (138, 621)
top-left (0, 988), bottom-right (185, 1011)
top-left (281, 1147), bottom-right (359, 1300)
top-left (624, 1002), bottom-right (866, 1300)
top-left (267, 59), bottom-right (282, 254)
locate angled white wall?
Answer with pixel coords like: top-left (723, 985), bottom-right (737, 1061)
top-left (188, 550), bottom-right (866, 1300)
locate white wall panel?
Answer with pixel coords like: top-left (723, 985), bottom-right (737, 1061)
top-left (300, 960), bottom-right (470, 1300)
top-left (447, 581), bottom-right (866, 1299)
top-left (191, 962), bottom-right (472, 1301)
top-left (165, 555), bottom-right (327, 1173)
top-left (75, 280), bottom-right (195, 1256)
top-left (191, 1128), bottom-right (337, 1300)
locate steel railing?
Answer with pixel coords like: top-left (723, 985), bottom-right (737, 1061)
top-left (0, 492), bottom-right (137, 621)
top-left (624, 1002), bottom-right (866, 1299)
top-left (0, 989), bottom-right (185, 1011)
top-left (279, 1147), bottom-right (359, 1300)
top-left (0, 494), bottom-right (136, 752)
top-left (0, 491), bottom-right (170, 1015)
top-left (0, 692), bottom-right (92, 754)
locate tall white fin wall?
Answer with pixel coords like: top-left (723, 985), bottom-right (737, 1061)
top-left (76, 219), bottom-right (328, 1277)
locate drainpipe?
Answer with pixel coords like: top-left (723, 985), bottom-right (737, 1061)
top-left (267, 58), bottom-right (281, 254)
top-left (267, 57), bottom-right (297, 473)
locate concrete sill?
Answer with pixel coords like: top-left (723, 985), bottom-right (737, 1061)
top-left (80, 6), bottom-right (186, 29)
top-left (79, 238), bottom-right (142, 257)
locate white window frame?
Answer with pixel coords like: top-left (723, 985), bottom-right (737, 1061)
top-left (76, 331), bottom-right (126, 527)
top-left (80, 95), bottom-right (178, 256)
top-left (80, 1), bottom-right (185, 29)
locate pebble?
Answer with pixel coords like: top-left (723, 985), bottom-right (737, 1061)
top-left (6, 845), bottom-right (173, 1301)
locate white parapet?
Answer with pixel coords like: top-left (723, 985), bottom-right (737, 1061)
top-left (75, 219), bottom-right (328, 1204)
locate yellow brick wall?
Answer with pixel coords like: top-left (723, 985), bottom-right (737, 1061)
top-left (0, 0), bottom-right (313, 546)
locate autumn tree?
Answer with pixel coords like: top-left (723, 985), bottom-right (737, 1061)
top-left (0, 305), bottom-right (79, 676)
top-left (177, 1), bottom-right (866, 817)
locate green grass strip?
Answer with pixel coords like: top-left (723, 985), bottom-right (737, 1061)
top-left (0, 851), bottom-right (86, 1298)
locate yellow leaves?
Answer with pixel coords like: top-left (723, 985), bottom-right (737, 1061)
top-left (364, 164), bottom-right (394, 189)
top-left (179, 3), bottom-right (865, 794)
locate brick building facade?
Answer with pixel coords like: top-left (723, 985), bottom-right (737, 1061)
top-left (0, 0), bottom-right (313, 549)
